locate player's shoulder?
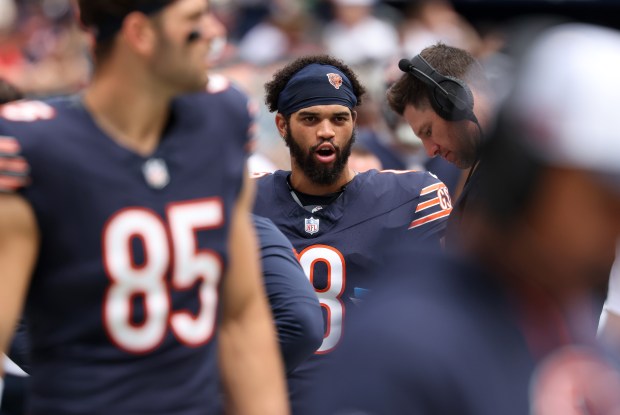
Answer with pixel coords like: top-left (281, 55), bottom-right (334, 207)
top-left (182, 74), bottom-right (250, 109)
top-left (0, 98), bottom-right (64, 127)
top-left (365, 168), bottom-right (446, 196)
top-left (251, 169), bottom-right (287, 183)
top-left (176, 75), bottom-right (254, 127)
top-left (0, 96), bottom-right (84, 149)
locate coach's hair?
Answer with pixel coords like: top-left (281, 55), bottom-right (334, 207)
top-left (264, 55), bottom-right (366, 114)
top-left (387, 43), bottom-right (487, 115)
top-left (77, 0), bottom-right (169, 62)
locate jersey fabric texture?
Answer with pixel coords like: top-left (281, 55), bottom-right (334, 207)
top-left (253, 169), bottom-right (451, 414)
top-left (0, 84), bottom-right (251, 415)
top-left (312, 249), bottom-right (605, 415)
top-left (252, 214), bottom-right (323, 374)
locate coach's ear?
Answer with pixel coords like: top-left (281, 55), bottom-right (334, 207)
top-left (275, 113), bottom-right (287, 140)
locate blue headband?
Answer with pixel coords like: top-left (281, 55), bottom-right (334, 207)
top-left (277, 64), bottom-right (358, 115)
top-left (94, 1), bottom-right (175, 42)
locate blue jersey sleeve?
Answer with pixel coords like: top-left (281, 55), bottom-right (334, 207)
top-left (252, 214), bottom-right (323, 373)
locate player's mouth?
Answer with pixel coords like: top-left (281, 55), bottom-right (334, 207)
top-left (314, 143), bottom-right (337, 164)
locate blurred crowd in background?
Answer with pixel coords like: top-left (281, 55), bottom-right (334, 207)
top-left (0, 0), bottom-right (612, 177)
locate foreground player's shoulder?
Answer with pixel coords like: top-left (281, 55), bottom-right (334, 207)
top-left (0, 99), bottom-right (66, 193)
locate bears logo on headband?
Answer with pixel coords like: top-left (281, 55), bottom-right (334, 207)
top-left (327, 73), bottom-right (343, 90)
top-left (277, 63), bottom-right (357, 115)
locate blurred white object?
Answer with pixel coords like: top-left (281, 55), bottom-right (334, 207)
top-left (248, 153), bottom-right (277, 175)
top-left (0, 0), bottom-right (17, 32)
top-left (323, 16), bottom-right (398, 65)
top-left (2, 354), bottom-right (28, 377)
top-left (511, 24), bottom-right (620, 179)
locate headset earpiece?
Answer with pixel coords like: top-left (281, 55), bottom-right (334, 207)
top-left (401, 55), bottom-right (477, 123)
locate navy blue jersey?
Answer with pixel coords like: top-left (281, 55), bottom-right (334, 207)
top-left (253, 215), bottom-right (323, 374)
top-left (253, 169), bottom-right (451, 413)
top-left (312, 249), bottom-right (609, 415)
top-left (0, 85), bottom-right (251, 414)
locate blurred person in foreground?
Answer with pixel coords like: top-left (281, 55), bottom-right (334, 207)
top-left (0, 0), bottom-right (289, 414)
top-left (204, 12), bottom-right (324, 371)
top-left (312, 23), bottom-right (620, 415)
top-left (388, 43), bottom-right (494, 238)
top-left (599, 249), bottom-right (620, 348)
top-left (253, 54), bottom-right (452, 414)
top-left (0, 77), bottom-right (26, 415)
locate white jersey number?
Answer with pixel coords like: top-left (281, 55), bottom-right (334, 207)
top-left (102, 199), bottom-right (223, 354)
top-left (298, 245), bottom-right (346, 354)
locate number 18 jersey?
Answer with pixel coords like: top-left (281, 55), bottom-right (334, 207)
top-left (253, 169), bottom-right (451, 413)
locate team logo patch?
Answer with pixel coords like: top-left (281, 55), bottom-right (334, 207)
top-left (304, 217), bottom-right (320, 235)
top-left (326, 73), bottom-right (343, 90)
top-left (142, 158), bottom-right (170, 189)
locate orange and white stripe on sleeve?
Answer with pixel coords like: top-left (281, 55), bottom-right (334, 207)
top-left (0, 135), bottom-right (30, 192)
top-left (408, 182), bottom-right (453, 230)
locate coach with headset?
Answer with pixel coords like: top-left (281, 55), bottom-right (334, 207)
top-left (387, 43), bottom-right (494, 241)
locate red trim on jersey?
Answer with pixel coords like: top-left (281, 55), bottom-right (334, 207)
top-left (0, 175), bottom-right (26, 191)
top-left (415, 196), bottom-right (440, 212)
top-left (408, 208), bottom-right (453, 229)
top-left (420, 182), bottom-right (445, 196)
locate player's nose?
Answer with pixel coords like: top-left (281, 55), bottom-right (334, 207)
top-left (422, 139), bottom-right (440, 158)
top-left (316, 120), bottom-right (336, 139)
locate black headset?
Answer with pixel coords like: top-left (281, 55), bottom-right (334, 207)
top-left (398, 55), bottom-right (478, 124)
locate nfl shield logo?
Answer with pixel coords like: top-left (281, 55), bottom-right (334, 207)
top-left (305, 217), bottom-right (320, 235)
top-left (142, 158), bottom-right (170, 189)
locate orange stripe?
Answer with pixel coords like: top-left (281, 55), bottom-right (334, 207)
top-left (420, 183), bottom-right (445, 196)
top-left (0, 138), bottom-right (19, 154)
top-left (0, 175), bottom-right (25, 190)
top-left (0, 157), bottom-right (28, 173)
top-left (408, 208), bottom-right (452, 229)
top-left (415, 197), bottom-right (439, 212)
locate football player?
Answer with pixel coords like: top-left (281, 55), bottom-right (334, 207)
top-left (254, 54), bottom-right (452, 414)
top-left (0, 1), bottom-right (288, 414)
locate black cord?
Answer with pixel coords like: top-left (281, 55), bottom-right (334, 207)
top-left (463, 119), bottom-right (484, 187)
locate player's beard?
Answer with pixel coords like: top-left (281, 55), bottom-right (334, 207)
top-left (284, 124), bottom-right (356, 186)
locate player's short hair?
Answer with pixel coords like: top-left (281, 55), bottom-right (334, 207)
top-left (387, 43), bottom-right (487, 115)
top-left (264, 55), bottom-right (366, 115)
top-left (77, 0), bottom-right (172, 61)
top-left (0, 78), bottom-right (23, 104)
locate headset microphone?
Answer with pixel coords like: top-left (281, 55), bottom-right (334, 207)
top-left (186, 30), bottom-right (201, 43)
top-left (398, 59), bottom-right (413, 73)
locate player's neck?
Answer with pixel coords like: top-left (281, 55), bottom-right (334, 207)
top-left (289, 166), bottom-right (357, 196)
top-left (83, 69), bottom-right (173, 156)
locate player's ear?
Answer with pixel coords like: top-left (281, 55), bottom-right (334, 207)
top-left (351, 110), bottom-right (358, 124)
top-left (275, 113), bottom-right (287, 139)
top-left (120, 11), bottom-right (157, 57)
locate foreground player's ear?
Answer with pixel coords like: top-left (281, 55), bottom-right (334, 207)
top-left (275, 113), bottom-right (288, 140)
top-left (121, 11), bottom-right (157, 57)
